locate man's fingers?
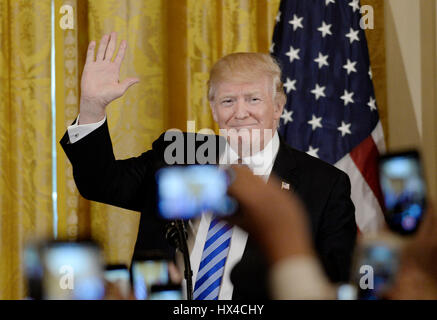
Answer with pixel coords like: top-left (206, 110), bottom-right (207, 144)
top-left (104, 32), bottom-right (117, 61)
top-left (96, 34), bottom-right (110, 61)
top-left (85, 41), bottom-right (96, 64)
top-left (114, 40), bottom-right (127, 66)
top-left (119, 77), bottom-right (140, 94)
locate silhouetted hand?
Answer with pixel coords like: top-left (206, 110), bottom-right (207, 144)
top-left (385, 204), bottom-right (437, 299)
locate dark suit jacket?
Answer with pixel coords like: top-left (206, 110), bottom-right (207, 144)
top-left (60, 120), bottom-right (356, 299)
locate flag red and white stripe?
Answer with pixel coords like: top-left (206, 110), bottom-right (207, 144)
top-left (335, 122), bottom-right (386, 233)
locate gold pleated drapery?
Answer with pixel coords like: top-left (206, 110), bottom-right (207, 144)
top-left (0, 0), bottom-right (386, 299)
top-left (0, 0), bottom-right (53, 299)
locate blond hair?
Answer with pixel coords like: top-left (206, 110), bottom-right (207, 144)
top-left (207, 52), bottom-right (287, 106)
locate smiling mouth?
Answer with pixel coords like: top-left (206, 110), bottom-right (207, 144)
top-left (229, 125), bottom-right (259, 130)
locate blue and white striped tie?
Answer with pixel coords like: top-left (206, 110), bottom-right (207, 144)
top-left (193, 218), bottom-right (233, 300)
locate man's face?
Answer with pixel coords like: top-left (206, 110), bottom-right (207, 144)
top-left (210, 75), bottom-right (283, 155)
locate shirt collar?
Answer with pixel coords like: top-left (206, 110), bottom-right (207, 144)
top-left (219, 131), bottom-right (280, 177)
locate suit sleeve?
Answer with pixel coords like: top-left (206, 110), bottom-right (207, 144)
top-left (60, 119), bottom-right (158, 212)
top-left (316, 171), bottom-right (357, 283)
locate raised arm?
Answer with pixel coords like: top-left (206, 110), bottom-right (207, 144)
top-left (60, 32), bottom-right (157, 213)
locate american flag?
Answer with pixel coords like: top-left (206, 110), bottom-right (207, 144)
top-left (271, 0), bottom-right (386, 232)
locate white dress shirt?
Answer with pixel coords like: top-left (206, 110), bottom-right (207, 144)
top-left (67, 114), bottom-right (107, 144)
top-left (186, 133), bottom-right (280, 299)
top-left (67, 116), bottom-right (280, 299)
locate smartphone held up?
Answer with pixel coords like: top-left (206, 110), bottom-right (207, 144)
top-left (378, 150), bottom-right (427, 235)
top-left (156, 165), bottom-right (238, 220)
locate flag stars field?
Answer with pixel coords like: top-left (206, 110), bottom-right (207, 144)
top-left (345, 28), bottom-right (360, 43)
top-left (337, 121), bottom-right (352, 137)
top-left (271, 0), bottom-right (384, 232)
top-left (272, 2), bottom-right (379, 160)
top-left (285, 46), bottom-right (300, 63)
top-left (318, 21), bottom-right (333, 38)
top-left (340, 89), bottom-right (355, 106)
top-left (306, 146), bottom-right (320, 158)
top-left (314, 52), bottom-right (329, 69)
top-left (281, 109), bottom-right (293, 124)
top-left (283, 78), bottom-right (297, 94)
top-left (349, 0), bottom-right (360, 12)
top-left (311, 84), bottom-right (326, 100)
top-left (288, 14), bottom-right (304, 31)
top-left (368, 97), bottom-right (377, 111)
top-left (276, 11), bottom-right (281, 23)
top-left (343, 59), bottom-right (357, 74)
top-left (308, 115), bottom-right (323, 131)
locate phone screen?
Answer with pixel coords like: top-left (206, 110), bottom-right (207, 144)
top-left (104, 265), bottom-right (131, 298)
top-left (149, 284), bottom-right (182, 300)
top-left (41, 241), bottom-right (105, 300)
top-left (356, 243), bottom-right (400, 300)
top-left (156, 165), bottom-right (237, 219)
top-left (379, 151), bottom-right (427, 235)
top-left (130, 259), bottom-right (170, 300)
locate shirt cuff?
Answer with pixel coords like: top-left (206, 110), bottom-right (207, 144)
top-left (269, 255), bottom-right (336, 300)
top-left (67, 114), bottom-right (106, 144)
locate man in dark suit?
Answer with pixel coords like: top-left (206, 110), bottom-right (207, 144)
top-left (61, 32), bottom-right (356, 299)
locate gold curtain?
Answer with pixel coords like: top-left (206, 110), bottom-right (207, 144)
top-left (0, 0), bottom-right (53, 299)
top-left (0, 0), bottom-right (386, 299)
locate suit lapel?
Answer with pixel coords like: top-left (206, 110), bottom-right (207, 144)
top-left (270, 136), bottom-right (300, 194)
top-left (232, 137), bottom-right (301, 299)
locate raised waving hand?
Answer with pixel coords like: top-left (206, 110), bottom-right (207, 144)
top-left (79, 32), bottom-right (140, 124)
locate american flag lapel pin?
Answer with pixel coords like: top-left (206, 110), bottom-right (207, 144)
top-left (281, 182), bottom-right (290, 190)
